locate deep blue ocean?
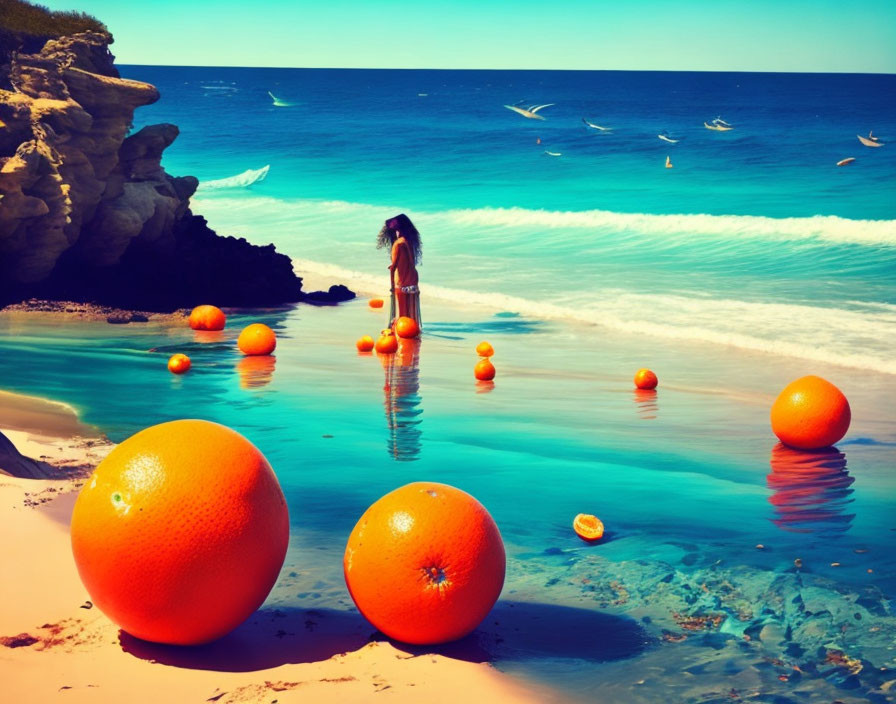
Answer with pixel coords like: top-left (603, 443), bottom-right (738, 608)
top-left (2, 68), bottom-right (895, 701)
top-left (123, 66), bottom-right (896, 376)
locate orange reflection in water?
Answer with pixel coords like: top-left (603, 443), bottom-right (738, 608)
top-left (476, 380), bottom-right (496, 394)
top-left (236, 355), bottom-right (276, 389)
top-left (381, 338), bottom-right (422, 461)
top-left (193, 330), bottom-right (226, 344)
top-left (633, 388), bottom-right (658, 420)
top-left (766, 442), bottom-right (854, 534)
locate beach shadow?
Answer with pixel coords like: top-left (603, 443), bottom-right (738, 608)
top-left (119, 600), bottom-right (648, 674)
top-left (766, 442), bottom-right (855, 535)
top-left (119, 606), bottom-right (370, 672)
top-left (380, 600), bottom-right (649, 665)
top-left (381, 338), bottom-right (422, 461)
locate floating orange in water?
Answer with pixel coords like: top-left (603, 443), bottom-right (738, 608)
top-left (344, 482), bottom-right (505, 645)
top-left (237, 323), bottom-right (277, 356)
top-left (375, 329), bottom-right (398, 354)
top-left (634, 368), bottom-right (658, 390)
top-left (188, 305), bottom-right (226, 331)
top-left (476, 341), bottom-right (494, 357)
top-left (369, 298), bottom-right (384, 309)
top-left (474, 358), bottom-right (496, 381)
top-left (167, 353), bottom-right (191, 374)
top-left (573, 513), bottom-right (604, 542)
top-left (356, 335), bottom-right (375, 352)
top-left (70, 420), bottom-right (289, 645)
top-left (770, 375), bottom-right (850, 450)
top-left (394, 316), bottom-right (420, 339)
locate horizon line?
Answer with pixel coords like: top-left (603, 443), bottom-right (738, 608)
top-left (115, 63), bottom-right (896, 76)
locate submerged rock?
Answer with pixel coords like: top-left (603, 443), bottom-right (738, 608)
top-left (0, 31), bottom-right (315, 311)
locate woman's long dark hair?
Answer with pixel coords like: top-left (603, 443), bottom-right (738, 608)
top-left (377, 213), bottom-right (422, 264)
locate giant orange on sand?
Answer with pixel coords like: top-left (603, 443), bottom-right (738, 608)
top-left (344, 482), bottom-right (505, 645)
top-left (188, 305), bottom-right (226, 331)
top-left (770, 375), bottom-right (851, 450)
top-left (238, 323), bottom-right (277, 356)
top-left (70, 420), bottom-right (289, 645)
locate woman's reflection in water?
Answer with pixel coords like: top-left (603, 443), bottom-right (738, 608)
top-left (381, 337), bottom-right (422, 461)
top-left (767, 442), bottom-right (854, 535)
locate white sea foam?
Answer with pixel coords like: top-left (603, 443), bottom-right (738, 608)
top-left (439, 207), bottom-right (896, 247)
top-left (289, 257), bottom-right (896, 376)
top-left (195, 194), bottom-right (896, 247)
top-left (192, 194), bottom-right (896, 374)
top-left (197, 165), bottom-right (270, 190)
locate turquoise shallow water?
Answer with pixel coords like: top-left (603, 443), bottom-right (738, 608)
top-left (1, 300), bottom-right (894, 702)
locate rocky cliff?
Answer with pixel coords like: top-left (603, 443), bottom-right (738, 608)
top-left (0, 31), bottom-right (315, 310)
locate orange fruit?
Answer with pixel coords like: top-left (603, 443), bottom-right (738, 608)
top-left (394, 316), bottom-right (420, 339)
top-left (369, 298), bottom-right (384, 309)
top-left (188, 305), bottom-right (226, 331)
top-left (770, 375), bottom-right (851, 450)
top-left (356, 335), bottom-right (375, 352)
top-left (237, 323), bottom-right (277, 356)
top-left (70, 420), bottom-right (289, 645)
top-left (476, 341), bottom-right (494, 357)
top-left (344, 482), bottom-right (505, 645)
top-left (634, 368), bottom-right (658, 390)
top-left (375, 329), bottom-right (398, 354)
top-left (474, 358), bottom-right (496, 381)
top-left (573, 513), bottom-right (604, 542)
top-left (167, 353), bottom-right (191, 374)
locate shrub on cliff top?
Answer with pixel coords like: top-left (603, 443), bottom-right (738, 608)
top-left (0, 0), bottom-right (106, 38)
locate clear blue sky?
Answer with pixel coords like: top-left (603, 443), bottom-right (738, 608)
top-left (44, 0), bottom-right (896, 72)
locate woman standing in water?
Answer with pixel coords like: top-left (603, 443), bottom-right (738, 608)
top-left (377, 214), bottom-right (422, 330)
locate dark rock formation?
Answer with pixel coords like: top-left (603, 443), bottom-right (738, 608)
top-left (302, 284), bottom-right (357, 305)
top-left (0, 429), bottom-right (46, 478)
top-left (0, 31), bottom-right (315, 311)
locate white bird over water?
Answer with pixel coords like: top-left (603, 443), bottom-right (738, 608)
top-left (504, 101), bottom-right (555, 120)
top-left (582, 118), bottom-right (612, 131)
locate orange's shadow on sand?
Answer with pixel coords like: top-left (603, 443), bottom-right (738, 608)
top-left (119, 601), bottom-right (647, 672)
top-left (766, 442), bottom-right (854, 534)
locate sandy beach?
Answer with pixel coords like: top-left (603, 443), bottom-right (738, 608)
top-left (0, 388), bottom-right (553, 703)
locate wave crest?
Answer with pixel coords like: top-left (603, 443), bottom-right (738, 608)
top-left (198, 165), bottom-right (270, 191)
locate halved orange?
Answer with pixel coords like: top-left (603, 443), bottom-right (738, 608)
top-left (573, 513), bottom-right (604, 542)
